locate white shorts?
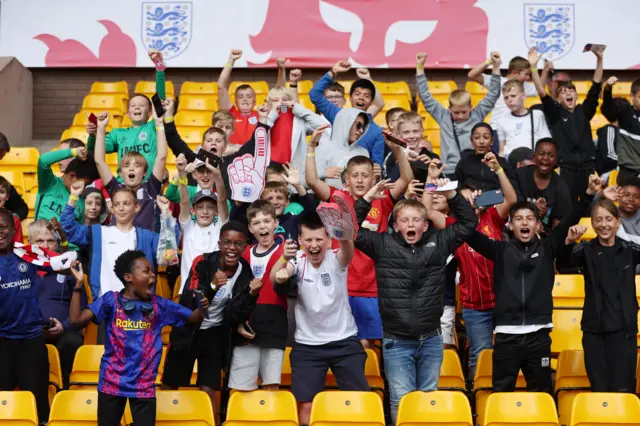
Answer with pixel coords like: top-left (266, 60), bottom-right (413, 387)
top-left (228, 345), bottom-right (285, 391)
top-left (440, 305), bottom-right (456, 345)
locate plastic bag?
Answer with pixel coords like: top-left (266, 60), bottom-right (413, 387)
top-left (157, 212), bottom-right (179, 266)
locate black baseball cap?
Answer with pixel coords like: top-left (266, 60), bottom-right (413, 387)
top-left (508, 147), bottom-right (534, 170)
top-left (192, 189), bottom-right (217, 205)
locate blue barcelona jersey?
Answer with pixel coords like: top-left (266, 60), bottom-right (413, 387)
top-left (0, 252), bottom-right (45, 339)
top-left (88, 291), bottom-right (192, 398)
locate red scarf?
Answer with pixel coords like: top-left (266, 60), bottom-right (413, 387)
top-left (13, 243), bottom-right (77, 271)
top-left (270, 109), bottom-right (295, 164)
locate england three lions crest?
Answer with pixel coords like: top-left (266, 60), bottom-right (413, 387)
top-left (142, 2), bottom-right (192, 60)
top-left (524, 4), bottom-right (575, 61)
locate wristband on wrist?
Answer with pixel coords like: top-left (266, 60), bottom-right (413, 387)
top-left (60, 241), bottom-right (69, 247)
top-left (485, 59), bottom-right (491, 65)
top-left (307, 152), bottom-right (315, 157)
top-left (155, 126), bottom-right (164, 132)
top-left (289, 83), bottom-right (298, 88)
top-left (69, 195), bottom-right (79, 202)
top-left (280, 255), bottom-right (288, 264)
top-left (416, 64), bottom-right (425, 70)
top-left (163, 116), bottom-right (174, 124)
top-left (178, 176), bottom-right (188, 186)
top-left (71, 148), bottom-right (77, 158)
top-left (495, 167), bottom-right (504, 174)
top-left (171, 176), bottom-right (179, 185)
top-left (73, 287), bottom-right (84, 293)
top-left (225, 62), bottom-right (233, 68)
top-left (531, 67), bottom-right (538, 73)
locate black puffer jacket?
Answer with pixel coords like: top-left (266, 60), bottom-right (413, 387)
top-left (354, 194), bottom-right (477, 338)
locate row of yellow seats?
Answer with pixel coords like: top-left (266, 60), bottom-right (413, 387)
top-left (0, 389), bottom-right (214, 426)
top-left (552, 274), bottom-right (640, 308)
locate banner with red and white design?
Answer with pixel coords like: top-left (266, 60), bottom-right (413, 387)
top-left (1, 0), bottom-right (639, 69)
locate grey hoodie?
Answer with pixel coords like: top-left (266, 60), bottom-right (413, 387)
top-left (315, 108), bottom-right (371, 189)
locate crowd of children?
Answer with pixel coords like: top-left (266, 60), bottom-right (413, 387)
top-left (1, 43), bottom-right (639, 426)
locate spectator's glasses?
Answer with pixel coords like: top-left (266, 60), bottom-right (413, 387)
top-left (355, 122), bottom-right (365, 131)
top-left (221, 239), bottom-right (247, 250)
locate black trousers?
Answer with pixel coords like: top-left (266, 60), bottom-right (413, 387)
top-left (492, 328), bottom-right (552, 393)
top-left (97, 392), bottom-right (156, 426)
top-left (46, 329), bottom-right (84, 389)
top-left (582, 330), bottom-right (637, 393)
top-left (558, 167), bottom-right (593, 207)
top-left (0, 335), bottom-right (50, 422)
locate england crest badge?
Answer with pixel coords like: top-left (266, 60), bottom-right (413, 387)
top-left (524, 4), bottom-right (575, 61)
top-left (142, 2), bottom-right (192, 60)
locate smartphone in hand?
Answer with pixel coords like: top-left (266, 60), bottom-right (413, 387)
top-left (382, 129), bottom-right (407, 148)
top-left (196, 149), bottom-right (221, 168)
top-left (243, 322), bottom-right (255, 336)
top-left (88, 113), bottom-right (98, 125)
top-left (475, 189), bottom-right (504, 208)
top-left (583, 43), bottom-right (607, 53)
top-left (151, 93), bottom-right (166, 117)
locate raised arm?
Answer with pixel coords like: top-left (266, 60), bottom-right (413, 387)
top-left (94, 112), bottom-right (115, 186)
top-left (474, 52), bottom-right (502, 117)
top-left (275, 58), bottom-right (287, 88)
top-left (356, 68), bottom-right (385, 117)
top-left (387, 139), bottom-right (413, 200)
top-left (582, 47), bottom-right (604, 120)
top-left (210, 160), bottom-right (229, 223)
top-left (467, 55), bottom-right (492, 84)
top-left (354, 182), bottom-right (388, 260)
top-left (69, 262), bottom-right (95, 328)
top-left (482, 152), bottom-right (517, 219)
top-left (415, 53), bottom-right (448, 122)
top-left (38, 148), bottom-right (81, 191)
top-left (305, 125), bottom-right (332, 201)
top-left (163, 99), bottom-right (197, 163)
top-left (176, 154), bottom-right (191, 223)
top-left (152, 108), bottom-right (168, 181)
top-left (336, 238), bottom-right (355, 268)
top-left (423, 161), bottom-right (448, 229)
top-left (288, 68), bottom-right (302, 102)
top-left (435, 178), bottom-right (479, 253)
top-left (218, 49), bottom-right (243, 110)
top-left (528, 47), bottom-right (547, 98)
top-left (309, 60), bottom-right (352, 123)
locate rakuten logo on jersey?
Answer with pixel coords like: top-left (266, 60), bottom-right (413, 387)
top-left (249, 0), bottom-right (488, 67)
top-left (0, 279), bottom-right (32, 290)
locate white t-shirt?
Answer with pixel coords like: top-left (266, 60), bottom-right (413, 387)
top-left (494, 109), bottom-right (551, 156)
top-left (482, 74), bottom-right (538, 125)
top-left (201, 262), bottom-right (241, 329)
top-left (292, 249), bottom-right (357, 345)
top-left (99, 226), bottom-right (136, 296)
top-left (249, 244), bottom-right (279, 279)
top-left (495, 323), bottom-right (553, 334)
top-left (179, 217), bottom-right (226, 293)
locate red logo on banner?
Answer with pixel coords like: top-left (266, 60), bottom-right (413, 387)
top-left (249, 0), bottom-right (488, 68)
top-left (34, 20), bottom-right (137, 67)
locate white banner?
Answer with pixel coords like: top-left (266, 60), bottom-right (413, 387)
top-left (1, 0), bottom-right (639, 69)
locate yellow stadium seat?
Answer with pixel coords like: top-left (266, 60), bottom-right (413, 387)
top-left (0, 171), bottom-right (25, 195)
top-left (373, 114), bottom-right (387, 127)
top-left (177, 126), bottom-right (207, 145)
top-left (572, 81), bottom-right (592, 96)
top-left (473, 350), bottom-right (527, 426)
top-left (428, 81), bottom-right (457, 95)
top-left (576, 217), bottom-right (596, 242)
top-left (225, 390), bottom-right (297, 426)
top-left (47, 344), bottom-right (63, 405)
top-left (438, 350), bottom-right (466, 392)
top-left (24, 193), bottom-right (37, 217)
top-left (382, 97), bottom-right (412, 111)
top-left (570, 392), bottom-right (640, 426)
top-left (310, 391), bottom-right (385, 426)
top-left (465, 81), bottom-right (488, 95)
top-left (551, 310), bottom-right (583, 355)
top-left (69, 345), bottom-right (103, 389)
top-left (21, 218), bottom-right (33, 244)
top-left (175, 111), bottom-right (213, 127)
top-left (81, 94), bottom-right (127, 114)
top-left (298, 96), bottom-right (315, 111)
top-left (524, 97), bottom-right (541, 108)
top-left (90, 81), bottom-right (129, 96)
top-left (379, 81), bottom-right (411, 97)
top-left (590, 114), bottom-right (609, 132)
top-left (134, 80), bottom-right (175, 98)
top-left (606, 169), bottom-right (619, 187)
top-left (0, 147), bottom-right (39, 173)
top-left (0, 391), bottom-right (38, 425)
top-left (552, 275), bottom-right (585, 309)
top-left (554, 350), bottom-right (590, 426)
top-left (297, 80), bottom-right (314, 95)
top-left (281, 347), bottom-right (293, 388)
top-left (485, 393), bottom-right (559, 426)
top-left (48, 390), bottom-right (114, 426)
top-left (179, 95), bottom-right (218, 112)
top-left (397, 391), bottom-right (473, 426)
top-left (181, 81), bottom-right (219, 96)
top-left (154, 390), bottom-right (214, 425)
top-left (61, 127), bottom-right (90, 143)
top-left (612, 82), bottom-right (632, 96)
top-left (636, 277), bottom-right (640, 306)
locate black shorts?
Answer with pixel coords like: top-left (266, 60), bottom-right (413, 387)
top-left (98, 392), bottom-right (155, 426)
top-left (0, 335), bottom-right (50, 422)
top-left (291, 335), bottom-right (369, 402)
top-left (162, 325), bottom-right (225, 390)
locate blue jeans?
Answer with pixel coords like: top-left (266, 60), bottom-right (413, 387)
top-left (383, 334), bottom-right (443, 425)
top-left (462, 308), bottom-right (494, 380)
